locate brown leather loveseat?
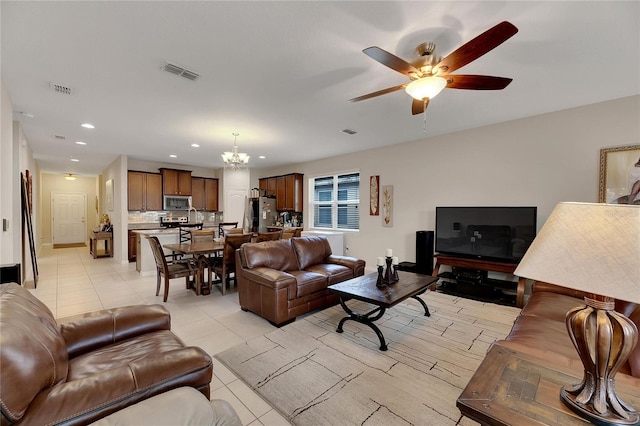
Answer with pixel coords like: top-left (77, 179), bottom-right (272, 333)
top-left (0, 282), bottom-right (213, 425)
top-left (236, 235), bottom-right (365, 326)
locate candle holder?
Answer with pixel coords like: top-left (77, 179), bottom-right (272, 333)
top-left (376, 265), bottom-right (386, 288)
top-left (379, 256), bottom-right (399, 286)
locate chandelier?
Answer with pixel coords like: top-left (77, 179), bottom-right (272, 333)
top-left (221, 133), bottom-right (249, 170)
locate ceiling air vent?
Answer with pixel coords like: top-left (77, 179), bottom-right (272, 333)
top-left (162, 62), bottom-right (200, 81)
top-left (341, 129), bottom-right (357, 135)
top-left (52, 134), bottom-right (66, 140)
top-left (49, 82), bottom-right (73, 95)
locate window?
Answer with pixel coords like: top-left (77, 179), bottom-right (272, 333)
top-left (310, 172), bottom-right (360, 230)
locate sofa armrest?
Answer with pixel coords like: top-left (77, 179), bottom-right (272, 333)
top-left (240, 267), bottom-right (297, 290)
top-left (531, 281), bottom-right (588, 299)
top-left (325, 255), bottom-right (366, 276)
top-left (18, 347), bottom-right (212, 425)
top-left (60, 304), bottom-right (171, 358)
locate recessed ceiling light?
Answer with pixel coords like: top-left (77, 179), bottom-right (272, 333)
top-left (70, 158), bottom-right (79, 162)
top-left (191, 143), bottom-right (200, 148)
top-left (81, 123), bottom-right (95, 129)
top-left (258, 155), bottom-right (266, 159)
top-left (75, 141), bottom-right (87, 145)
top-left (169, 154), bottom-right (177, 158)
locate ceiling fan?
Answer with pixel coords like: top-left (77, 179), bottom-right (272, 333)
top-left (350, 21), bottom-right (518, 115)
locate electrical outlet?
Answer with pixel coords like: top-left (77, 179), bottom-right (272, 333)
top-left (2, 218), bottom-right (8, 232)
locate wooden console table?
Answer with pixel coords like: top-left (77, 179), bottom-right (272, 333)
top-left (90, 231), bottom-right (113, 259)
top-left (432, 254), bottom-right (526, 307)
top-left (457, 345), bottom-right (640, 426)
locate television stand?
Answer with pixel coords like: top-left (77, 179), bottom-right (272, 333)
top-left (432, 254), bottom-right (526, 307)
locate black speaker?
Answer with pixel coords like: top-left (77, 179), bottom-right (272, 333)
top-left (415, 230), bottom-right (434, 275)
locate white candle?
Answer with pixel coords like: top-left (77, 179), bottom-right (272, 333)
top-left (386, 248), bottom-right (393, 257)
top-left (377, 257), bottom-right (385, 266)
top-left (392, 256), bottom-right (399, 265)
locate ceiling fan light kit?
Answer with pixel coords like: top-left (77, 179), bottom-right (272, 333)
top-left (351, 21), bottom-right (519, 116)
top-left (405, 76), bottom-right (447, 100)
top-left (64, 173), bottom-right (76, 181)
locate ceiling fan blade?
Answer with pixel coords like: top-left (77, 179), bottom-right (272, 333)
top-left (349, 83), bottom-right (407, 102)
top-left (412, 98), bottom-right (429, 115)
top-left (435, 21), bottom-right (518, 75)
top-left (363, 46), bottom-right (419, 77)
top-left (445, 74), bottom-right (513, 90)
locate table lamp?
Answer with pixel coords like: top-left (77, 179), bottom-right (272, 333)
top-left (514, 202), bottom-right (639, 425)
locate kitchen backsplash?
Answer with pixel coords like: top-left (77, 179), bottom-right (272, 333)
top-left (128, 210), bottom-right (221, 224)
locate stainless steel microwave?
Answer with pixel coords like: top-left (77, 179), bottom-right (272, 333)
top-left (163, 195), bottom-right (191, 210)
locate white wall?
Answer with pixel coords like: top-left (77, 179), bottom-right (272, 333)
top-left (0, 82), bottom-right (18, 265)
top-left (101, 155), bottom-right (128, 263)
top-left (256, 95), bottom-right (640, 271)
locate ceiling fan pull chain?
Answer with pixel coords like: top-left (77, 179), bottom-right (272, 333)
top-left (423, 99), bottom-right (427, 132)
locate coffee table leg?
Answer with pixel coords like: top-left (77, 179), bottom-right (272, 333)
top-left (412, 296), bottom-right (431, 316)
top-left (336, 297), bottom-right (388, 351)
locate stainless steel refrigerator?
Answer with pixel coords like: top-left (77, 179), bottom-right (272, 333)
top-left (243, 196), bottom-right (278, 233)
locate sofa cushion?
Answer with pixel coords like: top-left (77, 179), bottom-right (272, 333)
top-left (288, 270), bottom-right (328, 298)
top-left (291, 236), bottom-right (332, 270)
top-left (304, 263), bottom-right (353, 285)
top-left (243, 239), bottom-right (299, 272)
top-left (0, 283), bottom-right (69, 422)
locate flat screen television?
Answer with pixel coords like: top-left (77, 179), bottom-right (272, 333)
top-left (435, 206), bottom-right (537, 264)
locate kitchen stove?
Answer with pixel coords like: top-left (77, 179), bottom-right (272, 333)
top-left (160, 216), bottom-right (189, 228)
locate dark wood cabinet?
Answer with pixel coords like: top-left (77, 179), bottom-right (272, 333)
top-left (259, 173), bottom-right (303, 212)
top-left (128, 171), bottom-right (162, 211)
top-left (160, 168), bottom-right (192, 196)
top-left (276, 176), bottom-right (286, 210)
top-left (204, 178), bottom-right (219, 211)
top-left (191, 177), bottom-right (219, 211)
top-left (128, 230), bottom-right (137, 262)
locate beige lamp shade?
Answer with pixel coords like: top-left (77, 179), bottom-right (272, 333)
top-left (514, 202), bottom-right (640, 304)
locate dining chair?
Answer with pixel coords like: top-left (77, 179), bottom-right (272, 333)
top-left (222, 227), bottom-right (244, 237)
top-left (282, 227), bottom-right (302, 239)
top-left (218, 222), bottom-right (238, 238)
top-left (189, 229), bottom-right (216, 290)
top-left (147, 236), bottom-right (196, 302)
top-left (212, 233), bottom-right (252, 295)
top-left (256, 230), bottom-right (283, 242)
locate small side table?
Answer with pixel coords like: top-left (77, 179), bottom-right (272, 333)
top-left (457, 345), bottom-right (640, 425)
top-left (90, 231), bottom-right (113, 259)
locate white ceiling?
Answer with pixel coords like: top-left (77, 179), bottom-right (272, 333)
top-left (2, 1), bottom-right (639, 177)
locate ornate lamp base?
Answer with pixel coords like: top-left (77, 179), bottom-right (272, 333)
top-left (562, 296), bottom-right (639, 426)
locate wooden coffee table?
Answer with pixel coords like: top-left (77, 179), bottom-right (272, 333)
top-left (328, 271), bottom-right (438, 351)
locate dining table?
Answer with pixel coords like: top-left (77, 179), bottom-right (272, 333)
top-left (163, 241), bottom-right (225, 295)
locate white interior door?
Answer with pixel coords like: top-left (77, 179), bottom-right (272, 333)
top-left (52, 193), bottom-right (86, 245)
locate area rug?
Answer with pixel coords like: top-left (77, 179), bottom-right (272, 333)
top-left (215, 291), bottom-right (520, 426)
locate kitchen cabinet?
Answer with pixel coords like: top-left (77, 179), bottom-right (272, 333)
top-left (204, 178), bottom-right (219, 211)
top-left (191, 177), bottom-right (219, 211)
top-left (128, 171), bottom-right (163, 211)
top-left (128, 230), bottom-right (137, 262)
top-left (160, 168), bottom-right (192, 196)
top-left (259, 173), bottom-right (303, 212)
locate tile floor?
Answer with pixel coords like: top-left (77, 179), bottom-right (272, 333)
top-left (28, 245), bottom-right (291, 426)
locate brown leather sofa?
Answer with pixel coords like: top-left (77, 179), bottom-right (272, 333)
top-left (494, 281), bottom-right (640, 381)
top-left (236, 235), bottom-right (365, 326)
top-left (0, 282), bottom-right (213, 425)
